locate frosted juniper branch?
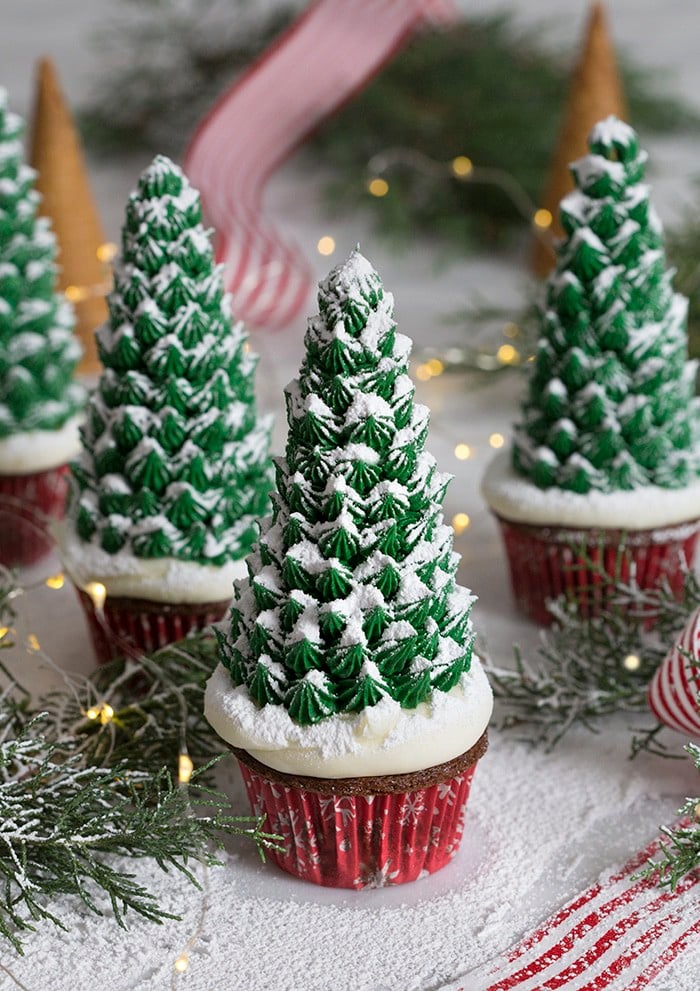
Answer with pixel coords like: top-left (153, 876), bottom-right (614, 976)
top-left (0, 721), bottom-right (282, 954)
top-left (636, 744), bottom-right (700, 889)
top-left (486, 564), bottom-right (700, 752)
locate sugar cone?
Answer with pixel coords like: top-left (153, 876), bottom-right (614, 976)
top-left (530, 3), bottom-right (627, 278)
top-left (29, 57), bottom-right (110, 375)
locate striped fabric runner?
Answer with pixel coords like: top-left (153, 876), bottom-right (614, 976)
top-left (441, 822), bottom-right (700, 991)
top-left (185, 0), bottom-right (454, 330)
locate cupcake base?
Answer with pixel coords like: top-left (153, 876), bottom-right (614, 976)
top-left (494, 513), bottom-right (700, 626)
top-left (76, 588), bottom-right (231, 663)
top-left (0, 466), bottom-right (69, 568)
top-left (233, 732), bottom-right (488, 889)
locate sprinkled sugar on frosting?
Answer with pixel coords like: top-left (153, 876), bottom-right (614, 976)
top-left (214, 249), bottom-right (491, 741)
top-left (65, 155), bottom-right (273, 568)
top-left (0, 88), bottom-right (84, 456)
top-left (512, 117), bottom-right (700, 496)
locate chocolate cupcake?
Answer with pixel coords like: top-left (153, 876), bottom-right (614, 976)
top-left (482, 118), bottom-right (700, 625)
top-left (0, 89), bottom-right (84, 567)
top-left (58, 156), bottom-right (272, 661)
top-left (205, 249), bottom-right (492, 888)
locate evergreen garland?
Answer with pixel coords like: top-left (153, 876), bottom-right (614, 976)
top-left (0, 89), bottom-right (83, 439)
top-left (220, 250), bottom-right (476, 724)
top-left (69, 155), bottom-right (273, 564)
top-left (512, 118), bottom-right (700, 493)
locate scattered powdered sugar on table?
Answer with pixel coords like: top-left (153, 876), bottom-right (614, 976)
top-left (5, 717), bottom-right (699, 991)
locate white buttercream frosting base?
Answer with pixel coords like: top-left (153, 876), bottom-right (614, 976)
top-left (482, 450), bottom-right (700, 530)
top-left (56, 520), bottom-right (246, 604)
top-left (0, 415), bottom-right (83, 475)
top-left (204, 657), bottom-right (493, 779)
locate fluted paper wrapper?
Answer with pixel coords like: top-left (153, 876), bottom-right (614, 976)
top-left (75, 588), bottom-right (230, 663)
top-left (0, 467), bottom-right (69, 567)
top-left (495, 514), bottom-right (699, 626)
top-left (238, 757), bottom-right (479, 889)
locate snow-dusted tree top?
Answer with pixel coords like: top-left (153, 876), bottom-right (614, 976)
top-left (219, 250), bottom-right (476, 725)
top-left (513, 116), bottom-right (700, 494)
top-left (69, 155), bottom-right (272, 565)
top-left (0, 89), bottom-right (83, 439)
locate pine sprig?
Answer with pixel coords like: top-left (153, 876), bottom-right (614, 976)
top-left (0, 720), bottom-right (279, 953)
top-left (637, 744), bottom-right (700, 888)
top-left (487, 562), bottom-right (700, 751)
top-left (38, 635), bottom-right (224, 781)
top-left (0, 568), bottom-right (282, 953)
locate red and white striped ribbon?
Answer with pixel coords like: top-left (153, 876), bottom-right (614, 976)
top-left (648, 606), bottom-right (700, 738)
top-left (184, 0), bottom-right (455, 330)
top-left (440, 822), bottom-right (700, 991)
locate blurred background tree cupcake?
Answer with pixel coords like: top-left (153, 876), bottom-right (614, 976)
top-left (58, 155), bottom-right (273, 662)
top-left (205, 249), bottom-right (492, 889)
top-left (482, 117), bottom-right (700, 625)
top-left (0, 88), bottom-right (84, 568)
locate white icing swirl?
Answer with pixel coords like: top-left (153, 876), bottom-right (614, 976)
top-left (482, 450), bottom-right (700, 531)
top-left (204, 657), bottom-right (493, 778)
top-left (56, 519), bottom-right (246, 603)
top-left (0, 415), bottom-right (82, 475)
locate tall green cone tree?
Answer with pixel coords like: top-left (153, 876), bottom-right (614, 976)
top-left (219, 250), bottom-right (476, 725)
top-left (513, 116), bottom-right (700, 494)
top-left (0, 88), bottom-right (83, 441)
top-left (70, 155), bottom-right (272, 564)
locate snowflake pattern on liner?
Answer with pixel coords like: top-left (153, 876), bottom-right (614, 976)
top-left (0, 88), bottom-right (83, 438)
top-left (69, 155), bottom-right (273, 565)
top-left (514, 116), bottom-right (700, 494)
top-left (219, 249), bottom-right (477, 724)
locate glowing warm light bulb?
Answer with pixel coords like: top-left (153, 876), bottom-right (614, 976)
top-left (45, 573), bottom-right (65, 590)
top-left (451, 155), bottom-right (473, 178)
top-left (623, 653), bottom-right (641, 672)
top-left (415, 363), bottom-right (432, 382)
top-left (100, 703), bottom-right (115, 724)
top-left (174, 954), bottom-right (189, 973)
top-left (26, 634), bottom-right (41, 653)
top-left (454, 443), bottom-right (472, 461)
top-left (367, 177), bottom-right (389, 197)
top-left (533, 208), bottom-right (553, 229)
top-left (317, 235), bottom-right (336, 256)
top-left (496, 344), bottom-right (519, 365)
top-left (452, 512), bottom-right (471, 534)
top-left (96, 242), bottom-right (118, 263)
top-left (65, 285), bottom-right (88, 303)
top-left (178, 753), bottom-right (194, 784)
top-left (0, 627), bottom-right (8, 641)
top-left (86, 707), bottom-right (100, 721)
top-left (85, 581), bottom-right (107, 609)
top-left (426, 358), bottom-right (444, 376)
top-left (489, 433), bottom-right (505, 449)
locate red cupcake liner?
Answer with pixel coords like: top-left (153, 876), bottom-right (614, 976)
top-left (238, 758), bottom-right (479, 889)
top-left (0, 467), bottom-right (69, 568)
top-left (75, 587), bottom-right (230, 664)
top-left (495, 514), bottom-right (700, 626)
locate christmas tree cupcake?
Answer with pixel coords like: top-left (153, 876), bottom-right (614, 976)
top-left (482, 118), bottom-right (700, 625)
top-left (205, 249), bottom-right (492, 889)
top-left (0, 89), bottom-right (84, 566)
top-left (58, 156), bottom-right (273, 661)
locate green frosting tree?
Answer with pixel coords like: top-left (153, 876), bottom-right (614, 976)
top-left (0, 89), bottom-right (83, 440)
top-left (219, 250), bottom-right (476, 725)
top-left (70, 155), bottom-right (272, 564)
top-left (513, 117), bottom-right (700, 494)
